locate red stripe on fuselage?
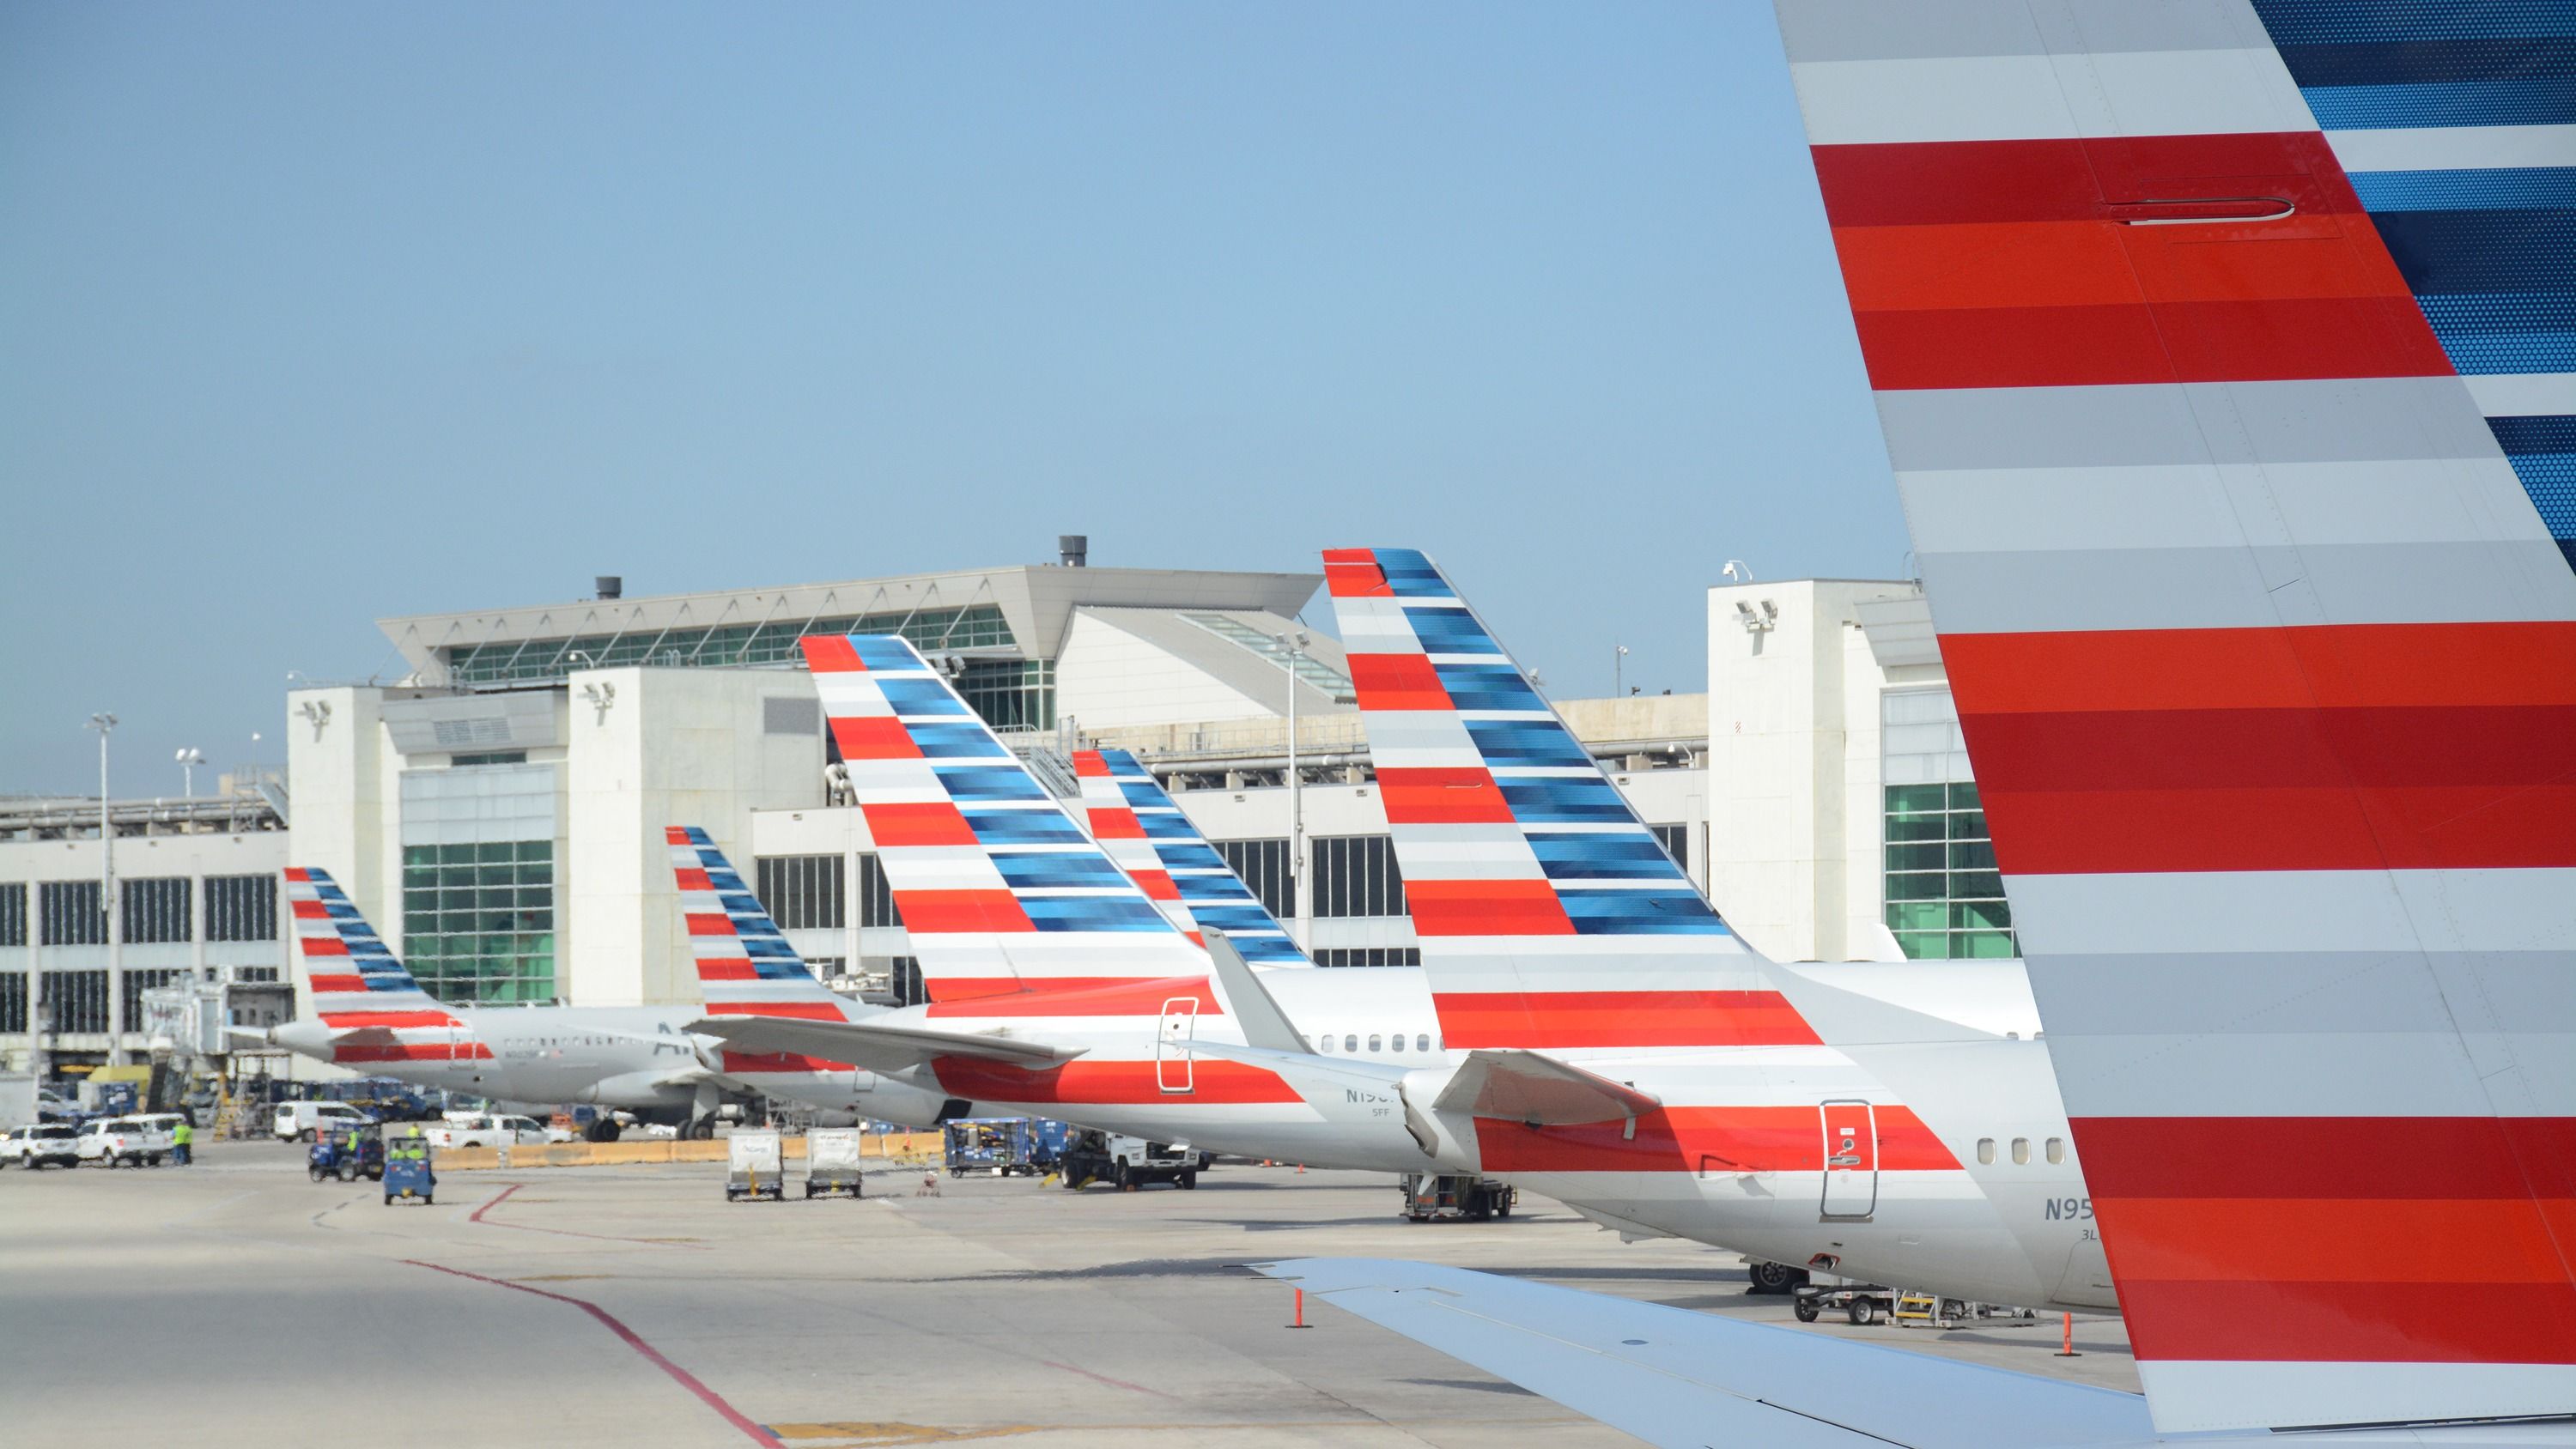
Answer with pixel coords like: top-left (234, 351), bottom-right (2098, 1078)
top-left (925, 976), bottom-right (1221, 1017)
top-left (1473, 1104), bottom-right (1957, 1174)
top-left (335, 1044), bottom-right (495, 1063)
top-left (720, 1050), bottom-right (852, 1074)
top-left (1434, 990), bottom-right (1820, 1049)
top-left (929, 1056), bottom-right (1297, 1106)
top-left (316, 1010), bottom-right (458, 1029)
top-left (700, 1002), bottom-right (846, 1020)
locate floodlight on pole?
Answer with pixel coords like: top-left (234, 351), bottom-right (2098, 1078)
top-left (176, 747), bottom-right (206, 797)
top-left (86, 713), bottom-right (121, 1061)
top-left (1273, 630), bottom-right (1311, 937)
top-left (1614, 644), bottom-right (1631, 698)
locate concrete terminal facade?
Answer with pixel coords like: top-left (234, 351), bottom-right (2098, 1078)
top-left (2, 555), bottom-right (1990, 1078)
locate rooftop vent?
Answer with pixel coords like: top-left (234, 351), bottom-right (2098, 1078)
top-left (596, 575), bottom-right (623, 600)
top-left (1058, 536), bottom-right (1087, 568)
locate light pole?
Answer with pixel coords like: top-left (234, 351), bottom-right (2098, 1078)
top-left (1614, 645), bottom-right (1630, 697)
top-left (176, 747), bottom-right (205, 798)
top-left (1273, 631), bottom-right (1310, 938)
top-left (87, 713), bottom-right (120, 1061)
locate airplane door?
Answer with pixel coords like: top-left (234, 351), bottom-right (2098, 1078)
top-left (1820, 1100), bottom-right (1878, 1220)
top-left (1156, 997), bottom-right (1197, 1094)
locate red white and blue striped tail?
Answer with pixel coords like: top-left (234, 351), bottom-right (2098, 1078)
top-left (1072, 748), bottom-right (1310, 967)
top-left (1321, 549), bottom-right (1822, 1053)
top-left (1773, 0), bottom-right (2576, 1433)
top-left (283, 868), bottom-right (484, 1063)
top-left (665, 827), bottom-right (852, 1024)
top-left (799, 634), bottom-right (1208, 1004)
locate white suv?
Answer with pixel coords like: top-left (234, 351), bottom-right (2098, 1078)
top-left (1, 1123), bottom-right (81, 1169)
top-left (76, 1116), bottom-right (174, 1167)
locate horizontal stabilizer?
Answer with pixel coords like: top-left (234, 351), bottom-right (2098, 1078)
top-left (1254, 1259), bottom-right (2153, 1449)
top-left (686, 1016), bottom-right (1087, 1073)
top-left (1429, 1049), bottom-right (1659, 1126)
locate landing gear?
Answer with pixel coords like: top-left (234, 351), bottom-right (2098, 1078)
top-left (585, 1118), bottom-right (623, 1143)
top-left (1747, 1261), bottom-right (1810, 1296)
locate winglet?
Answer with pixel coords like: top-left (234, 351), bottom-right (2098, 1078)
top-left (1203, 931), bottom-right (1313, 1054)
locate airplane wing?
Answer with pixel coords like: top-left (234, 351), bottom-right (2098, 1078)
top-left (1253, 1259), bottom-right (2156, 1449)
top-left (1429, 1049), bottom-right (1659, 1126)
top-left (683, 1015), bottom-right (1088, 1073)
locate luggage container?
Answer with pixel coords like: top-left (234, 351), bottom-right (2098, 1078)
top-left (805, 1127), bottom-right (865, 1198)
top-left (726, 1129), bottom-right (784, 1202)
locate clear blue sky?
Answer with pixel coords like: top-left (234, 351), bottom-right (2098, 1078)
top-left (0, 3), bottom-right (1903, 797)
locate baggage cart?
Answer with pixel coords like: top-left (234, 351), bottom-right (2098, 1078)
top-left (805, 1127), bottom-right (866, 1198)
top-left (726, 1129), bottom-right (784, 1201)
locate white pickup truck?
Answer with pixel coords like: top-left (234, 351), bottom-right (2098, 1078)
top-left (76, 1115), bottom-right (175, 1167)
top-left (422, 1113), bottom-right (558, 1149)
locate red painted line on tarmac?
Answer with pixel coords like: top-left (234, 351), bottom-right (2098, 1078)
top-left (405, 1259), bottom-right (782, 1446)
top-left (467, 1181), bottom-right (707, 1250)
top-left (1042, 1360), bottom-right (1179, 1400)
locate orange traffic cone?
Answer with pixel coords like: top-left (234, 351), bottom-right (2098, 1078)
top-left (1296, 1162), bottom-right (1305, 1173)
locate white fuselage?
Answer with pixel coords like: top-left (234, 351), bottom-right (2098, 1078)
top-left (805, 960), bottom-right (2111, 1310)
top-left (270, 1005), bottom-right (712, 1117)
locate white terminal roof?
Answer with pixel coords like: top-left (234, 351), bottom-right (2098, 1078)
top-left (377, 564), bottom-right (1325, 686)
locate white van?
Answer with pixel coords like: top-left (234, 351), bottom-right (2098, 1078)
top-left (274, 1101), bottom-right (377, 1143)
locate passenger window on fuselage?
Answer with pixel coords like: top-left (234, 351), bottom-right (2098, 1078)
top-left (1317, 1035), bottom-right (1334, 1052)
top-left (2045, 1137), bottom-right (2064, 1165)
top-left (1418, 1034), bottom-right (1432, 1052)
top-left (1344, 1034), bottom-right (1358, 1052)
top-left (1368, 1034), bottom-right (1382, 1053)
top-left (1391, 1034), bottom-right (1405, 1053)
top-left (2012, 1137), bottom-right (2031, 1165)
top-left (1977, 1137), bottom-right (1995, 1165)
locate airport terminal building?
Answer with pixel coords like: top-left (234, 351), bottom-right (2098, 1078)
top-left (1, 549), bottom-right (1996, 1078)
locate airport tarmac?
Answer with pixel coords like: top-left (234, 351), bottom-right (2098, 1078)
top-left (3, 1140), bottom-right (2136, 1446)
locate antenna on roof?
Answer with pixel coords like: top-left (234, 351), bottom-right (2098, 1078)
top-left (1058, 536), bottom-right (1088, 568)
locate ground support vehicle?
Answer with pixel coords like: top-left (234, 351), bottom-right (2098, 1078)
top-left (1399, 1173), bottom-right (1516, 1222)
top-left (1890, 1292), bottom-right (2040, 1331)
top-left (1792, 1275), bottom-right (1902, 1326)
top-left (944, 1119), bottom-right (1043, 1177)
top-left (1059, 1130), bottom-right (1196, 1191)
top-left (77, 1117), bottom-right (173, 1167)
top-left (383, 1140), bottom-right (434, 1205)
top-left (804, 1127), bottom-right (865, 1198)
top-left (274, 1101), bottom-right (378, 1143)
top-left (2, 1123), bottom-right (82, 1168)
top-left (306, 1130), bottom-right (382, 1182)
top-left (726, 1129), bottom-right (784, 1202)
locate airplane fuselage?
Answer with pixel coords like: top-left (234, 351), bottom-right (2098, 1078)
top-left (270, 1004), bottom-right (713, 1118)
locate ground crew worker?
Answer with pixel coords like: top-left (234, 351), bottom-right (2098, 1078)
top-left (171, 1118), bottom-right (194, 1166)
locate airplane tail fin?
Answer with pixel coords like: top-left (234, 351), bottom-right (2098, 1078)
top-left (664, 827), bottom-right (849, 1022)
top-left (282, 868), bottom-right (477, 1061)
top-left (1321, 549), bottom-right (1817, 1052)
top-left (1073, 747), bottom-right (1309, 967)
top-left (800, 634), bottom-right (1206, 1003)
top-left (1771, 0), bottom-right (2576, 1432)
